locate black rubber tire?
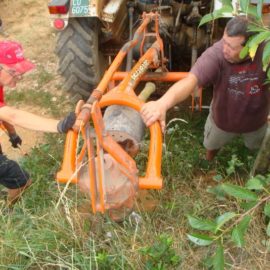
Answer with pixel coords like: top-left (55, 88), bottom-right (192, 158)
top-left (55, 17), bottom-right (104, 100)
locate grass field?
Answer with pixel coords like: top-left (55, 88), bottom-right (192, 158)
top-left (1, 87), bottom-right (270, 269)
top-left (1, 0), bottom-right (270, 268)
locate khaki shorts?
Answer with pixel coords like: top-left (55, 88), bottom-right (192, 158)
top-left (203, 114), bottom-right (267, 150)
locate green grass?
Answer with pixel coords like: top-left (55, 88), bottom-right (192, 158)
top-left (5, 66), bottom-right (73, 118)
top-left (5, 88), bottom-right (71, 119)
top-left (0, 92), bottom-right (267, 269)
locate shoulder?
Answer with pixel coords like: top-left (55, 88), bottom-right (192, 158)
top-left (190, 40), bottom-right (223, 86)
top-left (203, 40), bottom-right (223, 59)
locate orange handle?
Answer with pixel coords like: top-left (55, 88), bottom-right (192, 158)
top-left (56, 130), bottom-right (78, 184)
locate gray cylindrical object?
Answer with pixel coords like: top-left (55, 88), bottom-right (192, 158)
top-left (103, 82), bottom-right (155, 155)
top-left (103, 105), bottom-right (145, 155)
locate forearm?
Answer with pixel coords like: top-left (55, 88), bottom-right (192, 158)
top-left (157, 73), bottom-right (198, 111)
top-left (140, 73), bottom-right (198, 129)
top-left (0, 106), bottom-right (59, 132)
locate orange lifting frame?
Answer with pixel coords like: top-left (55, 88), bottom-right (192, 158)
top-left (56, 12), bottom-right (189, 213)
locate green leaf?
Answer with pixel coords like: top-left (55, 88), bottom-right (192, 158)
top-left (213, 6), bottom-right (234, 17)
top-left (267, 68), bottom-right (270, 81)
top-left (245, 177), bottom-right (264, 190)
top-left (202, 256), bottom-right (214, 268)
top-left (231, 216), bottom-right (251, 247)
top-left (266, 222), bottom-right (270, 237)
top-left (187, 233), bottom-right (214, 246)
top-left (248, 5), bottom-right (261, 19)
top-left (199, 13), bottom-right (214, 27)
top-left (249, 31), bottom-right (270, 49)
top-left (248, 23), bottom-right (266, 33)
top-left (264, 203), bottom-right (270, 218)
top-left (239, 45), bottom-right (249, 59)
top-left (265, 78), bottom-right (270, 85)
top-left (207, 185), bottom-right (226, 201)
top-left (187, 215), bottom-right (217, 232)
top-left (248, 31), bottom-right (270, 60)
top-left (199, 5), bottom-right (233, 27)
top-left (213, 244), bottom-right (224, 270)
top-left (240, 201), bottom-right (257, 211)
top-left (256, 0), bottom-right (263, 18)
top-left (215, 212), bottom-right (236, 232)
top-left (213, 174), bottom-right (223, 182)
top-left (222, 183), bottom-right (258, 201)
top-left (221, 0), bottom-right (233, 7)
top-left (262, 42), bottom-right (270, 71)
top-left (240, 0), bottom-right (249, 13)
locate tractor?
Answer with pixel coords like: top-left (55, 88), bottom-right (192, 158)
top-left (48, 0), bottom-right (212, 100)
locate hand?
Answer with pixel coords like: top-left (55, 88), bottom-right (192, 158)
top-left (140, 101), bottom-right (166, 132)
top-left (57, 112), bottom-right (76, 133)
top-left (9, 133), bottom-right (22, 148)
top-left (73, 104), bottom-right (92, 132)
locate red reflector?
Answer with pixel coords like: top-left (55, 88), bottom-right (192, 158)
top-left (49, 5), bottom-right (68, 14)
top-left (54, 19), bottom-right (65, 30)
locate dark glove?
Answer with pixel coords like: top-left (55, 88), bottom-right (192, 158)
top-left (9, 133), bottom-right (22, 148)
top-left (57, 112), bottom-right (76, 133)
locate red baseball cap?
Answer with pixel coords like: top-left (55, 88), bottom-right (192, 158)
top-left (0, 41), bottom-right (35, 74)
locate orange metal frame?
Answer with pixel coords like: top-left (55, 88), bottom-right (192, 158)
top-left (56, 12), bottom-right (189, 214)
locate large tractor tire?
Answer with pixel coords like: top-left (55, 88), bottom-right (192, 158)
top-left (55, 17), bottom-right (105, 100)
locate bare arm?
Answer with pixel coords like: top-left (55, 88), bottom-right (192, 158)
top-left (140, 73), bottom-right (198, 130)
top-left (0, 106), bottom-right (59, 132)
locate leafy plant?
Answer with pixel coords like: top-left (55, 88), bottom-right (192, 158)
top-left (226, 154), bottom-right (244, 176)
top-left (140, 234), bottom-right (181, 269)
top-left (187, 174), bottom-right (270, 269)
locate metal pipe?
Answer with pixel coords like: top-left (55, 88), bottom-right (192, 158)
top-left (111, 71), bottom-right (188, 81)
top-left (126, 3), bottom-right (135, 71)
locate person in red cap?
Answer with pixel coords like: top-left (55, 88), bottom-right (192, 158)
top-left (0, 40), bottom-right (76, 207)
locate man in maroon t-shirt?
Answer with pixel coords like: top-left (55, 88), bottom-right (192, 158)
top-left (0, 41), bottom-right (76, 207)
top-left (141, 16), bottom-right (270, 161)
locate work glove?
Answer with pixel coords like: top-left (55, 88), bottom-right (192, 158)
top-left (57, 112), bottom-right (76, 133)
top-left (9, 133), bottom-right (22, 148)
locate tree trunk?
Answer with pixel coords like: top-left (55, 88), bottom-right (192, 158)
top-left (252, 125), bottom-right (270, 176)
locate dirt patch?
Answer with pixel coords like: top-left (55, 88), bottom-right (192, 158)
top-left (0, 0), bottom-right (61, 161)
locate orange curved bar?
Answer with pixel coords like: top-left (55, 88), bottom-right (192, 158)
top-left (84, 127), bottom-right (98, 213)
top-left (99, 92), bottom-right (163, 189)
top-left (96, 140), bottom-right (105, 213)
top-left (56, 130), bottom-right (78, 184)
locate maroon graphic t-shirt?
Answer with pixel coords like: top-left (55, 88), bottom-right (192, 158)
top-left (191, 40), bottom-right (270, 133)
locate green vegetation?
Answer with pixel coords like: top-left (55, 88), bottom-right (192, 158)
top-left (1, 1), bottom-right (270, 267)
top-left (1, 104), bottom-right (267, 269)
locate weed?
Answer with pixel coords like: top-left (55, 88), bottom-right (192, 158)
top-left (140, 234), bottom-right (181, 269)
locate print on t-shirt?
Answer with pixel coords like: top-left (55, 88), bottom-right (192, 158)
top-left (228, 63), bottom-right (262, 100)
